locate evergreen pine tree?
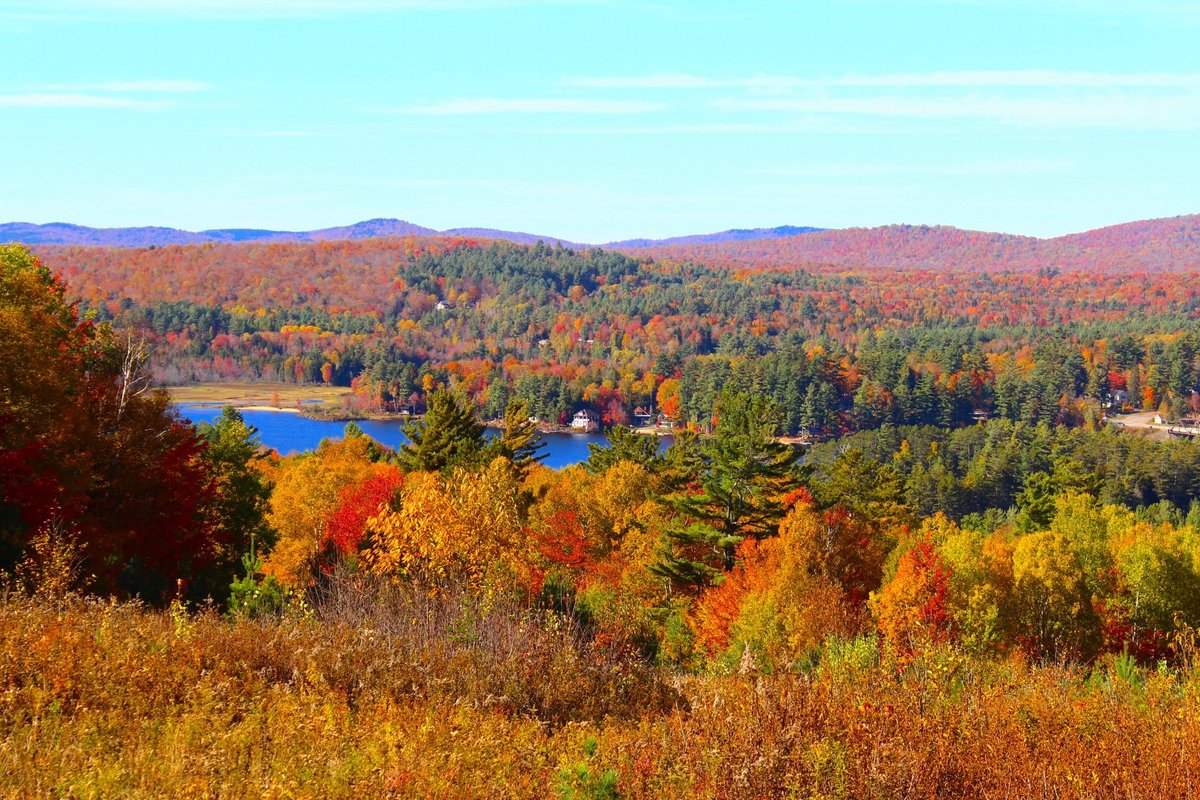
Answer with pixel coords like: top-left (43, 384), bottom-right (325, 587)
top-left (1015, 471), bottom-right (1058, 533)
top-left (584, 425), bottom-right (663, 474)
top-left (397, 389), bottom-right (486, 472)
top-left (660, 428), bottom-right (707, 491)
top-left (652, 390), bottom-right (800, 588)
top-left (490, 399), bottom-right (546, 478)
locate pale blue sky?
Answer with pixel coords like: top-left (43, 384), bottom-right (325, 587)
top-left (1, 0), bottom-right (1198, 241)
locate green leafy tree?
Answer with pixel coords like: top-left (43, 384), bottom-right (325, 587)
top-left (227, 532), bottom-right (286, 619)
top-left (194, 407), bottom-right (276, 604)
top-left (653, 391), bottom-right (801, 587)
top-left (814, 447), bottom-right (907, 523)
top-left (397, 389), bottom-right (486, 473)
top-left (1116, 533), bottom-right (1200, 643)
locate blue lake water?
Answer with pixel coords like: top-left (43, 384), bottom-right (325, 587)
top-left (175, 404), bottom-right (652, 469)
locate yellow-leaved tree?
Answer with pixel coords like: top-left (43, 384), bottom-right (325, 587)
top-left (1011, 531), bottom-right (1100, 663)
top-left (939, 523), bottom-right (1014, 656)
top-left (363, 457), bottom-right (532, 598)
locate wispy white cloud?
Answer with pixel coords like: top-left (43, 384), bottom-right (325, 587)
top-left (563, 69), bottom-right (1200, 131)
top-left (39, 79), bottom-right (213, 92)
top-left (0, 93), bottom-right (168, 109)
top-left (871, 0), bottom-right (1200, 20)
top-left (3, 0), bottom-right (605, 20)
top-left (0, 80), bottom-right (208, 109)
top-left (567, 73), bottom-right (736, 90)
top-left (207, 128), bottom-right (330, 138)
top-left (752, 160), bottom-right (1076, 178)
top-left (14, 0), bottom-right (1193, 22)
top-left (716, 93), bottom-right (1200, 130)
top-left (466, 119), bottom-right (914, 135)
top-left (369, 98), bottom-right (666, 115)
top-left (846, 70), bottom-right (1200, 88)
top-left (566, 70), bottom-right (1200, 90)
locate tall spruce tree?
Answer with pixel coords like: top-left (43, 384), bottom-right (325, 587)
top-left (660, 428), bottom-right (707, 491)
top-left (397, 389), bottom-right (486, 473)
top-left (584, 424), bottom-right (663, 474)
top-left (490, 399), bottom-right (547, 478)
top-left (652, 390), bottom-right (801, 588)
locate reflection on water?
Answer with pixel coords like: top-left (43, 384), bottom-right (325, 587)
top-left (175, 404), bottom-right (665, 469)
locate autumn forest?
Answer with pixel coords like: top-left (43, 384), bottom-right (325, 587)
top-left (8, 216), bottom-right (1200, 797)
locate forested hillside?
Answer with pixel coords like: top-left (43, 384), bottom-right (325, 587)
top-left (631, 214), bottom-right (1200, 273)
top-left (34, 228), bottom-right (1200, 432)
top-left (10, 241), bottom-right (1200, 796)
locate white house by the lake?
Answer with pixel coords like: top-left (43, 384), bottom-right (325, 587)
top-left (571, 409), bottom-right (601, 432)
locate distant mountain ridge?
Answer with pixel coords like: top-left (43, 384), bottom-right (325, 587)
top-left (628, 216), bottom-right (1200, 273)
top-left (0, 218), bottom-right (812, 249)
top-left (607, 225), bottom-right (825, 248)
top-left (4, 215), bottom-right (1199, 273)
top-left (0, 218), bottom-right (441, 247)
top-left (441, 227), bottom-right (579, 247)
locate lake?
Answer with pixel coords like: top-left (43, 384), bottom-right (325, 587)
top-left (174, 404), bottom-right (656, 469)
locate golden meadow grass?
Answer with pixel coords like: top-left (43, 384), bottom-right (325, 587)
top-left (4, 582), bottom-right (1200, 799)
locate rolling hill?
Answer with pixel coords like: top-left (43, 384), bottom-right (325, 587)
top-left (5, 214), bottom-right (1199, 273)
top-left (606, 225), bottom-right (824, 248)
top-left (627, 215), bottom-right (1200, 273)
top-left (0, 219), bottom-right (811, 250)
top-left (0, 218), bottom-right (439, 247)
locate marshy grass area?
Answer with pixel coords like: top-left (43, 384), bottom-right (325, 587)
top-left (165, 382), bottom-right (352, 409)
top-left (4, 581), bottom-right (1200, 799)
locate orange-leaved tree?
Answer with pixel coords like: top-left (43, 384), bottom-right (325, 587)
top-left (689, 500), bottom-right (875, 671)
top-left (871, 537), bottom-right (954, 656)
top-left (261, 435), bottom-right (381, 587)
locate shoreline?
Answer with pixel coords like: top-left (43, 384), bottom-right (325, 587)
top-left (172, 397), bottom-right (808, 445)
top-left (173, 397), bottom-right (815, 444)
top-left (175, 399), bottom-right (601, 435)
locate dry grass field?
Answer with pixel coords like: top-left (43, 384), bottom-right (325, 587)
top-left (4, 581), bottom-right (1200, 799)
top-left (164, 382), bottom-right (352, 409)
